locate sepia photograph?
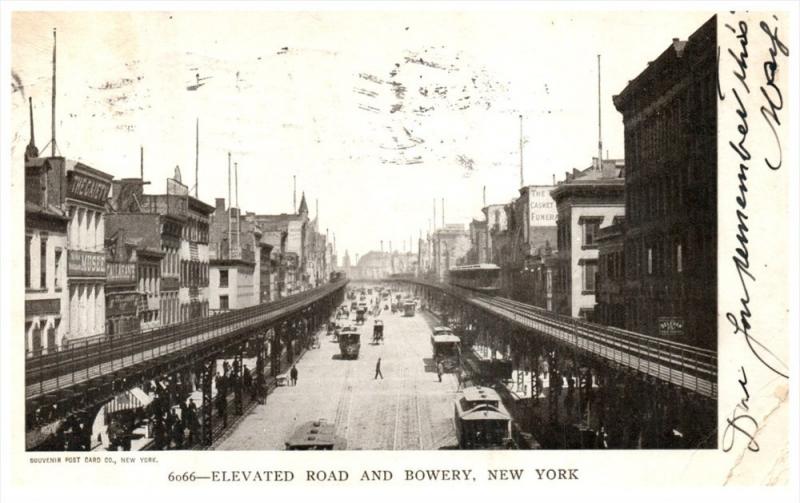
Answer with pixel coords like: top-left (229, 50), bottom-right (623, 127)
top-left (1, 1), bottom-right (797, 498)
top-left (15, 8), bottom-right (720, 452)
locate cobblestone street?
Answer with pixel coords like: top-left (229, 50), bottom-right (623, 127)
top-left (216, 303), bottom-right (460, 450)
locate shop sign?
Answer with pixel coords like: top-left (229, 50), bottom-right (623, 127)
top-left (107, 294), bottom-right (139, 317)
top-left (528, 186), bottom-right (557, 227)
top-left (107, 262), bottom-right (136, 284)
top-left (658, 317), bottom-right (684, 337)
top-left (26, 298), bottom-right (61, 316)
top-left (67, 171), bottom-right (111, 206)
top-left (68, 250), bottom-right (106, 277)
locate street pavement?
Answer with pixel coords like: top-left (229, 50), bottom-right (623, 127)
top-left (215, 297), bottom-right (461, 450)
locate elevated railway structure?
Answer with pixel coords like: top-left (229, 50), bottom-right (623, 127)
top-left (390, 276), bottom-right (717, 448)
top-left (26, 279), bottom-right (347, 450)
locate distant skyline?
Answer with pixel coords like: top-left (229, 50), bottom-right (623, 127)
top-left (11, 10), bottom-right (712, 260)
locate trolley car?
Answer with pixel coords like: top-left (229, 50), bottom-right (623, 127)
top-left (372, 319), bottom-right (384, 344)
top-left (431, 327), bottom-right (461, 372)
top-left (285, 420), bottom-right (336, 450)
top-left (453, 386), bottom-right (514, 449)
top-left (403, 300), bottom-right (416, 317)
top-left (448, 264), bottom-right (501, 294)
top-left (338, 328), bottom-right (361, 359)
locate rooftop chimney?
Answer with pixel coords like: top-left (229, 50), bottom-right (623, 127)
top-left (25, 97), bottom-right (39, 161)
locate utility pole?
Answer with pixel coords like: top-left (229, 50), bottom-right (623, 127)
top-left (195, 118), bottom-right (199, 197)
top-left (441, 198), bottom-right (445, 228)
top-left (140, 146), bottom-right (144, 180)
top-left (228, 152), bottom-right (232, 251)
top-left (293, 175), bottom-right (297, 212)
top-left (50, 28), bottom-right (57, 157)
top-left (597, 54), bottom-right (603, 170)
top-left (519, 114), bottom-right (524, 187)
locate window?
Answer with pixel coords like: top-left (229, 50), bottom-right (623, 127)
top-left (40, 237), bottom-right (48, 289)
top-left (54, 249), bottom-right (62, 289)
top-left (647, 247), bottom-right (653, 275)
top-left (582, 220), bottom-right (600, 248)
top-left (48, 319), bottom-right (59, 350)
top-left (25, 236), bottom-right (31, 288)
top-left (32, 323), bottom-right (42, 354)
top-left (219, 295), bottom-right (229, 310)
top-left (582, 263), bottom-right (597, 293)
top-left (220, 269), bottom-right (229, 288)
top-left (676, 243), bottom-right (683, 273)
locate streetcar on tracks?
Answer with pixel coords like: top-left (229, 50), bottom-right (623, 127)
top-left (355, 306), bottom-right (367, 324)
top-left (431, 327), bottom-right (461, 372)
top-left (403, 300), bottom-right (416, 317)
top-left (372, 319), bottom-right (384, 344)
top-left (285, 420), bottom-right (337, 450)
top-left (448, 263), bottom-right (501, 295)
top-left (453, 386), bottom-right (514, 449)
top-left (338, 327), bottom-right (361, 359)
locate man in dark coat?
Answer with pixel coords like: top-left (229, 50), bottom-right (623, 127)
top-left (374, 358), bottom-right (383, 380)
top-left (290, 365), bottom-right (298, 386)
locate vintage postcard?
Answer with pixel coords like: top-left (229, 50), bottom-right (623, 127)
top-left (0, 1), bottom-right (797, 501)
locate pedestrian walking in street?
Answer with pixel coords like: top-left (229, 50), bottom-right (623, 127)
top-left (437, 361), bottom-right (444, 382)
top-left (374, 358), bottom-right (384, 380)
top-left (290, 365), bottom-right (298, 386)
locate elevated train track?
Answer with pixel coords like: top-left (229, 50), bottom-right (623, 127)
top-left (392, 277), bottom-right (716, 400)
top-left (26, 280), bottom-right (348, 402)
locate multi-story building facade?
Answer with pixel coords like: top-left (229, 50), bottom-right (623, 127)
top-left (482, 203), bottom-right (508, 264)
top-left (105, 211), bottom-right (165, 331)
top-left (613, 17), bottom-right (717, 348)
top-left (104, 229), bottom-right (140, 335)
top-left (595, 218), bottom-right (626, 329)
top-left (466, 218), bottom-right (488, 265)
top-left (490, 207), bottom-right (513, 295)
top-left (64, 161), bottom-right (114, 343)
top-left (527, 242), bottom-right (560, 312)
top-left (25, 155), bottom-right (69, 354)
top-left (261, 229), bottom-right (287, 299)
top-left (503, 186), bottom-right (558, 302)
top-left (253, 194), bottom-right (309, 296)
top-left (140, 182), bottom-right (186, 327)
top-left (550, 159), bottom-right (625, 319)
top-left (179, 196), bottom-right (214, 321)
top-left (431, 224), bottom-right (471, 282)
top-left (208, 199), bottom-right (256, 311)
top-left (107, 177), bottom-right (190, 330)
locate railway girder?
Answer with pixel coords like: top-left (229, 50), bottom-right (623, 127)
top-left (26, 283), bottom-right (346, 451)
top-left (391, 279), bottom-right (716, 449)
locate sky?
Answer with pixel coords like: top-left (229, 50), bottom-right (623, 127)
top-left (10, 9), bottom-right (713, 261)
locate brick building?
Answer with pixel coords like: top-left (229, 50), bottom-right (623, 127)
top-left (612, 16), bottom-right (716, 348)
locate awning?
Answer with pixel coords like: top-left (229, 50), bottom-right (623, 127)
top-left (105, 387), bottom-right (154, 414)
